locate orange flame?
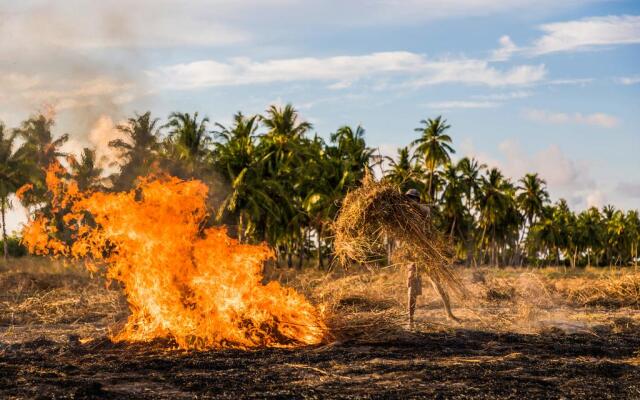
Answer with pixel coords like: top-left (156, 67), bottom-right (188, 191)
top-left (15, 183), bottom-right (33, 201)
top-left (22, 164), bottom-right (326, 349)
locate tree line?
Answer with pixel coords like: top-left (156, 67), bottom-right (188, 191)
top-left (0, 104), bottom-right (638, 268)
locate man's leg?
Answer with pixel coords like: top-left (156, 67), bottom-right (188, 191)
top-left (429, 277), bottom-right (460, 322)
top-left (407, 288), bottom-right (416, 329)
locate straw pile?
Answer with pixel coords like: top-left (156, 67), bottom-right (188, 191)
top-left (333, 178), bottom-right (464, 296)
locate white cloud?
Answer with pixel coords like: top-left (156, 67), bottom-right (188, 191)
top-left (406, 60), bottom-right (546, 87)
top-left (530, 15), bottom-right (640, 55)
top-left (523, 109), bottom-right (619, 128)
top-left (328, 81), bottom-right (353, 90)
top-left (616, 75), bottom-right (640, 85)
top-left (491, 35), bottom-right (519, 61)
top-left (148, 52), bottom-right (547, 90)
top-left (1, 0), bottom-right (583, 53)
top-left (424, 100), bottom-right (500, 109)
top-left (457, 138), bottom-right (502, 169)
top-left (496, 140), bottom-right (595, 191)
top-left (546, 78), bottom-right (594, 86)
top-left (460, 138), bottom-right (597, 208)
top-left (472, 90), bottom-right (533, 100)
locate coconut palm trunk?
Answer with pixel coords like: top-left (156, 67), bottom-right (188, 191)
top-left (1, 198), bottom-right (7, 261)
top-left (316, 225), bottom-right (324, 269)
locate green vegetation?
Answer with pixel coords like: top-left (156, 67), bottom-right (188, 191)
top-left (2, 105), bottom-right (639, 268)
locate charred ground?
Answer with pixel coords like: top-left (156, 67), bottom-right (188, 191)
top-left (1, 259), bottom-right (640, 399)
top-left (2, 327), bottom-right (640, 399)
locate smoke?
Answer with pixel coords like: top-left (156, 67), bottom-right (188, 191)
top-left (64, 115), bottom-right (128, 171)
top-left (0, 2), bottom-right (153, 142)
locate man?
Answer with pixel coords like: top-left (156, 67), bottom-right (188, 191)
top-left (406, 262), bottom-right (422, 329)
top-left (403, 189), bottom-right (460, 326)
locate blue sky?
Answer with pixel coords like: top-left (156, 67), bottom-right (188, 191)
top-left (1, 0), bottom-right (639, 231)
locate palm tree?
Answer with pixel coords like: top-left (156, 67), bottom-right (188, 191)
top-left (554, 199), bottom-right (577, 268)
top-left (384, 147), bottom-right (423, 194)
top-left (625, 210), bottom-right (640, 269)
top-left (529, 204), bottom-right (564, 266)
top-left (165, 112), bottom-right (212, 170)
top-left (517, 173), bottom-right (549, 228)
top-left (605, 208), bottom-right (626, 266)
top-left (0, 123), bottom-right (30, 259)
top-left (109, 111), bottom-right (162, 190)
top-left (260, 103), bottom-right (313, 175)
top-left (67, 148), bottom-right (105, 191)
top-left (457, 157), bottom-right (485, 212)
top-left (440, 163), bottom-right (466, 237)
top-left (330, 125), bottom-right (375, 183)
top-left (601, 205), bottom-right (619, 265)
top-left (477, 168), bottom-right (520, 266)
top-left (577, 207), bottom-right (602, 266)
top-left (411, 116), bottom-right (455, 201)
top-left (214, 112), bottom-right (260, 177)
top-left (454, 157), bottom-right (486, 265)
top-left (262, 104), bottom-right (312, 140)
top-left (516, 173), bottom-right (549, 265)
top-left (250, 104), bottom-right (313, 266)
top-left (15, 114), bottom-right (68, 207)
top-left (299, 135), bottom-right (336, 268)
top-left (17, 114), bottom-right (69, 168)
top-left (214, 112), bottom-right (267, 242)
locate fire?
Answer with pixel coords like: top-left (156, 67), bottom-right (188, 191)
top-left (22, 164), bottom-right (326, 349)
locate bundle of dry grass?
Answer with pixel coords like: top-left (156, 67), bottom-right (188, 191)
top-left (333, 178), bottom-right (464, 296)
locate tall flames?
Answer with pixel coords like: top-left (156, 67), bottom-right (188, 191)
top-left (21, 164), bottom-right (326, 349)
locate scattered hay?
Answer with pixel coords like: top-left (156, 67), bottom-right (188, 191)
top-left (336, 295), bottom-right (396, 312)
top-left (486, 285), bottom-right (516, 302)
top-left (333, 178), bottom-right (464, 296)
top-left (0, 258), bottom-right (126, 343)
top-left (555, 272), bottom-right (640, 308)
top-left (282, 266), bottom-right (412, 342)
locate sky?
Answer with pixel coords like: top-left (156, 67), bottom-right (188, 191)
top-left (1, 0), bottom-right (639, 232)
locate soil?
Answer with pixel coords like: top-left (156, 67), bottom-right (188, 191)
top-left (2, 327), bottom-right (639, 399)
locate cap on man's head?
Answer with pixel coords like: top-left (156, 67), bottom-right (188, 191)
top-left (405, 188), bottom-right (420, 200)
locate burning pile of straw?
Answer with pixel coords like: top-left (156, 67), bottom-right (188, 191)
top-left (333, 178), bottom-right (464, 295)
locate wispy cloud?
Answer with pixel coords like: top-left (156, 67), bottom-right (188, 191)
top-left (546, 78), bottom-right (594, 86)
top-left (615, 75), bottom-right (640, 85)
top-left (147, 52), bottom-right (547, 90)
top-left (530, 15), bottom-right (640, 55)
top-left (1, 1), bottom-right (587, 52)
top-left (424, 100), bottom-right (500, 109)
top-left (472, 90), bottom-right (533, 100)
top-left (523, 108), bottom-right (619, 128)
top-left (491, 15), bottom-right (640, 60)
top-left (490, 35), bottom-right (519, 61)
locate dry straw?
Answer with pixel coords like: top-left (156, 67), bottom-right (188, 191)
top-left (333, 176), bottom-right (465, 297)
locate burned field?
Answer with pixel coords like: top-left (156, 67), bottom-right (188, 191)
top-left (2, 260), bottom-right (640, 399)
top-left (3, 323), bottom-right (640, 399)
